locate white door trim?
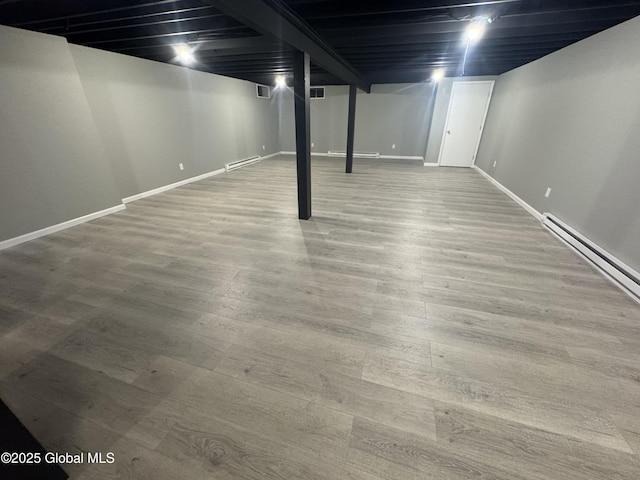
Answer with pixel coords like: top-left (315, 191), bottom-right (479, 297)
top-left (437, 80), bottom-right (495, 167)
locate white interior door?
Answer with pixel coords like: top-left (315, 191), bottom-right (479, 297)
top-left (438, 81), bottom-right (494, 167)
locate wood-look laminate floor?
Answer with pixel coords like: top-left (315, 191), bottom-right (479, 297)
top-left (1, 155), bottom-right (640, 479)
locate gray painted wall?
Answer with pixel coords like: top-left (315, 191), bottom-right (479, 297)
top-left (72, 44), bottom-right (279, 199)
top-left (476, 15), bottom-right (640, 271)
top-left (0, 26), bottom-right (121, 241)
top-left (278, 83), bottom-right (439, 158)
top-left (278, 79), bottom-right (496, 163)
top-left (0, 25), bottom-right (280, 242)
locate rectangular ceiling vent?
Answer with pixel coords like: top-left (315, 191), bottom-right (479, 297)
top-left (310, 86), bottom-right (325, 99)
top-left (225, 155), bottom-right (260, 172)
top-left (542, 213), bottom-right (640, 302)
top-left (256, 84), bottom-right (270, 99)
top-left (328, 151), bottom-right (380, 159)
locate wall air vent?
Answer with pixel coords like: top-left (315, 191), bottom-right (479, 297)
top-left (225, 156), bottom-right (260, 172)
top-left (542, 213), bottom-right (640, 302)
top-left (310, 86), bottom-right (325, 99)
top-left (256, 84), bottom-right (270, 99)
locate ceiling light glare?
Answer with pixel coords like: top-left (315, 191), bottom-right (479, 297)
top-left (174, 44), bottom-right (195, 65)
top-left (431, 69), bottom-right (445, 82)
top-left (275, 75), bottom-right (287, 88)
top-left (465, 21), bottom-right (487, 43)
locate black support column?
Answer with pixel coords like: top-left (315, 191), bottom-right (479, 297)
top-left (293, 50), bottom-right (312, 220)
top-left (345, 84), bottom-right (357, 173)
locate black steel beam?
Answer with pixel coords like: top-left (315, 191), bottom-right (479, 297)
top-left (293, 50), bottom-right (312, 220)
top-left (198, 36), bottom-right (280, 52)
top-left (304, 2), bottom-right (640, 29)
top-left (345, 84), bottom-right (357, 174)
top-left (52, 13), bottom-right (223, 38)
top-left (83, 26), bottom-right (249, 46)
top-left (206, 0), bottom-right (371, 93)
top-left (107, 35), bottom-right (279, 55)
top-left (319, 8), bottom-right (638, 44)
top-left (10, 0), bottom-right (186, 27)
top-left (292, 0), bottom-right (523, 21)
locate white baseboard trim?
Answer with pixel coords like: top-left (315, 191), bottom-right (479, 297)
top-left (122, 167), bottom-right (225, 204)
top-left (280, 151), bottom-right (330, 157)
top-left (0, 156), bottom-right (264, 252)
top-left (472, 165), bottom-right (640, 304)
top-left (0, 204), bottom-right (126, 251)
top-left (423, 162), bottom-right (439, 167)
top-left (542, 214), bottom-right (640, 304)
top-left (260, 151), bottom-right (281, 160)
top-left (329, 151), bottom-right (379, 158)
top-left (280, 151), bottom-right (423, 161)
top-left (472, 166), bottom-right (543, 221)
top-left (379, 155), bottom-right (424, 161)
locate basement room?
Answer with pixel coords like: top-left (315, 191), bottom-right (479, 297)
top-left (1, 1), bottom-right (640, 479)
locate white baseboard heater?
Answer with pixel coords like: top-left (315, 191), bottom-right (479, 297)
top-left (327, 151), bottom-right (380, 159)
top-left (542, 213), bottom-right (640, 302)
top-left (225, 155), bottom-right (260, 172)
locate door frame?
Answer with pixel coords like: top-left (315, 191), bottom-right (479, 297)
top-left (437, 80), bottom-right (495, 167)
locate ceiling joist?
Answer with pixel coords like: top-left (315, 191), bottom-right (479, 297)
top-left (2, 0), bottom-right (640, 85)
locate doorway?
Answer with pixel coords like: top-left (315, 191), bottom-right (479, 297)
top-left (438, 81), bottom-right (494, 167)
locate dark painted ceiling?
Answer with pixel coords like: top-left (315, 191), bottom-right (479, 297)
top-left (2, 0), bottom-right (640, 86)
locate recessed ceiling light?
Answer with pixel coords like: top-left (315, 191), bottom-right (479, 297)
top-left (431, 69), bottom-right (445, 82)
top-left (275, 75), bottom-right (287, 88)
top-left (173, 44), bottom-right (195, 65)
top-left (465, 19), bottom-right (488, 43)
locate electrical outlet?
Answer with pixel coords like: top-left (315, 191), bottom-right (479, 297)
top-left (262, 145), bottom-right (266, 150)
top-left (493, 161), bottom-right (497, 168)
top-left (311, 142), bottom-right (315, 148)
top-left (392, 144), bottom-right (396, 149)
top-left (179, 163), bottom-right (184, 171)
top-left (545, 187), bottom-right (551, 198)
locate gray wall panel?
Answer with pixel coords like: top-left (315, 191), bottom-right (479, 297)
top-left (476, 16), bottom-right (640, 271)
top-left (71, 44), bottom-right (279, 199)
top-left (0, 26), bottom-right (121, 241)
top-left (279, 79), bottom-right (495, 162)
top-left (0, 24), bottom-right (280, 242)
top-left (279, 83), bottom-right (438, 158)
